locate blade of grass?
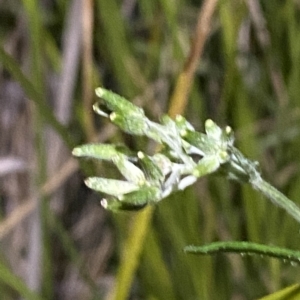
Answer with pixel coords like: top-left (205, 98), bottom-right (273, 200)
top-left (21, 0), bottom-right (53, 297)
top-left (139, 228), bottom-right (177, 300)
top-left (107, 207), bottom-right (154, 300)
top-left (258, 284), bottom-right (300, 300)
top-left (0, 260), bottom-right (43, 300)
top-left (95, 0), bottom-right (143, 97)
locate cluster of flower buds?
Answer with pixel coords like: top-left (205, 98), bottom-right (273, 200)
top-left (73, 88), bottom-right (260, 211)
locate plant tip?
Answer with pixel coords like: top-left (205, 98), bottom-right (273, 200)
top-left (101, 199), bottom-right (108, 208)
top-left (110, 112), bottom-right (117, 121)
top-left (72, 148), bottom-right (79, 156)
top-left (137, 151), bottom-right (145, 159)
top-left (205, 119), bottom-right (214, 128)
top-left (180, 129), bottom-right (187, 136)
top-left (219, 151), bottom-right (229, 161)
top-left (225, 126), bottom-right (232, 134)
top-left (95, 87), bottom-right (105, 97)
top-left (84, 178), bottom-right (90, 185)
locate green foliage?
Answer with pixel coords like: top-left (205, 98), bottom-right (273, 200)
top-left (74, 88), bottom-right (300, 268)
top-left (1, 0), bottom-right (300, 299)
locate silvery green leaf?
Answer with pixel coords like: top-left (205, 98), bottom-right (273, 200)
top-left (181, 130), bottom-right (213, 155)
top-left (119, 186), bottom-right (161, 205)
top-left (163, 163), bottom-right (183, 189)
top-left (178, 175), bottom-right (197, 190)
top-left (137, 151), bottom-right (164, 183)
top-left (193, 155), bottom-right (220, 178)
top-left (160, 116), bottom-right (186, 146)
top-left (101, 198), bottom-right (147, 211)
top-left (112, 154), bottom-right (146, 185)
top-left (95, 87), bottom-right (145, 116)
top-left (85, 177), bottom-right (139, 196)
top-left (182, 142), bottom-right (204, 156)
top-left (109, 112), bottom-right (148, 135)
top-left (72, 143), bottom-right (133, 160)
top-left (146, 122), bottom-right (169, 144)
top-left (205, 119), bottom-right (222, 140)
top-left (175, 115), bottom-right (195, 132)
top-left (151, 153), bottom-right (173, 176)
top-left (161, 115), bottom-right (176, 129)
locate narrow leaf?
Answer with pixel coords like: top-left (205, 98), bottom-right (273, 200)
top-left (193, 156), bottom-right (220, 177)
top-left (181, 130), bottom-right (212, 155)
top-left (95, 87), bottom-right (145, 116)
top-left (109, 112), bottom-right (148, 135)
top-left (85, 177), bottom-right (139, 196)
top-left (101, 198), bottom-right (147, 212)
top-left (205, 119), bottom-right (222, 140)
top-left (72, 143), bottom-right (132, 160)
top-left (119, 186), bottom-right (161, 205)
top-left (112, 154), bottom-right (146, 185)
top-left (137, 151), bottom-right (164, 183)
top-left (184, 241), bottom-right (300, 264)
top-left (174, 115), bottom-right (195, 132)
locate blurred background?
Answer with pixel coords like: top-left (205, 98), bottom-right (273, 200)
top-left (1, 0), bottom-right (300, 299)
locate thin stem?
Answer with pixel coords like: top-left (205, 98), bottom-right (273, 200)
top-left (185, 241), bottom-right (300, 263)
top-left (251, 177), bottom-right (300, 224)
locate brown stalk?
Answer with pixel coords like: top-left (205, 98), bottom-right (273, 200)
top-left (168, 0), bottom-right (218, 118)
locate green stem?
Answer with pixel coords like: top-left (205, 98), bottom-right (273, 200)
top-left (184, 241), bottom-right (300, 263)
top-left (251, 177), bottom-right (300, 225)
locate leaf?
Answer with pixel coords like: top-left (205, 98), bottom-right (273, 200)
top-left (178, 175), bottom-right (197, 190)
top-left (174, 115), bottom-right (195, 132)
top-left (112, 154), bottom-right (146, 185)
top-left (184, 241), bottom-right (300, 264)
top-left (95, 87), bottom-right (145, 116)
top-left (137, 151), bottom-right (164, 183)
top-left (72, 143), bottom-right (133, 160)
top-left (258, 284), bottom-right (300, 300)
top-left (100, 186), bottom-right (161, 211)
top-left (85, 177), bottom-right (139, 196)
top-left (101, 198), bottom-right (147, 211)
top-left (180, 130), bottom-right (212, 155)
top-left (151, 153), bottom-right (173, 176)
top-left (204, 119), bottom-right (222, 140)
top-left (119, 186), bottom-right (161, 205)
top-left (109, 112), bottom-right (148, 135)
top-left (192, 155), bottom-right (220, 177)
